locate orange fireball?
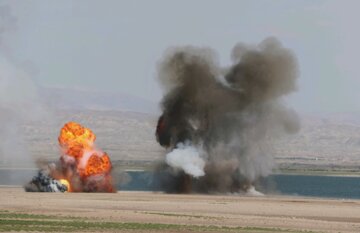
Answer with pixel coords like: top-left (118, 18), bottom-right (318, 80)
top-left (86, 153), bottom-right (111, 176)
top-left (59, 122), bottom-right (96, 158)
top-left (58, 122), bottom-right (114, 192)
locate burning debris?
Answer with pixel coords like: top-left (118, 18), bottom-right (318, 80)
top-left (156, 37), bottom-right (300, 194)
top-left (25, 122), bottom-right (115, 193)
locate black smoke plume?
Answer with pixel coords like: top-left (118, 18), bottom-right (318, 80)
top-left (156, 37), bottom-right (300, 193)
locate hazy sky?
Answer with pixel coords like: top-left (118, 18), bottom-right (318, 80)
top-left (3, 0), bottom-right (360, 113)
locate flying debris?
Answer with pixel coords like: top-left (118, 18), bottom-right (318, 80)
top-left (156, 37), bottom-right (300, 194)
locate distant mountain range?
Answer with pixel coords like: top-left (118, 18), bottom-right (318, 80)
top-left (275, 112), bottom-right (360, 172)
top-left (39, 86), bottom-right (159, 114)
top-left (2, 87), bottom-right (360, 173)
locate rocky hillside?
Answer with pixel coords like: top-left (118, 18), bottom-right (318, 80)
top-left (275, 113), bottom-right (360, 172)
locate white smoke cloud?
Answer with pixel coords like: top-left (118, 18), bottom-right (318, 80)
top-left (165, 142), bottom-right (205, 178)
top-left (0, 5), bottom-right (45, 169)
top-left (244, 185), bottom-right (264, 196)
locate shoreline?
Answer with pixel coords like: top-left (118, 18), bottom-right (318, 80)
top-left (2, 166), bottom-right (360, 177)
top-left (273, 171), bottom-right (360, 177)
top-left (1, 185), bottom-right (359, 202)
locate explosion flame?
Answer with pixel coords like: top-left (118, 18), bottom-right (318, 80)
top-left (58, 121), bottom-right (96, 159)
top-left (25, 122), bottom-right (115, 193)
top-left (59, 179), bottom-right (71, 192)
top-left (58, 122), bottom-right (114, 192)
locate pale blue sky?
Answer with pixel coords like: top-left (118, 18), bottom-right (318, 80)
top-left (3, 0), bottom-right (360, 113)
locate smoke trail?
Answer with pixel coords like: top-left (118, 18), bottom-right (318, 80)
top-left (0, 5), bottom-right (45, 172)
top-left (156, 37), bottom-right (300, 193)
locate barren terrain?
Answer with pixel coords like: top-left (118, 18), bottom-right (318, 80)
top-left (1, 187), bottom-right (360, 232)
top-left (2, 109), bottom-right (360, 175)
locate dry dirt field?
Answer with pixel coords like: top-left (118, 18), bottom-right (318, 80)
top-left (0, 187), bottom-right (360, 233)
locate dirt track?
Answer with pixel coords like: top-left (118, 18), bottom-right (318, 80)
top-left (1, 187), bottom-right (360, 232)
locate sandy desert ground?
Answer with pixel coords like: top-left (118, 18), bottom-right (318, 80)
top-left (0, 187), bottom-right (359, 233)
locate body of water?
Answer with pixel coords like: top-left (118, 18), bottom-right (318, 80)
top-left (1, 169), bottom-right (360, 199)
